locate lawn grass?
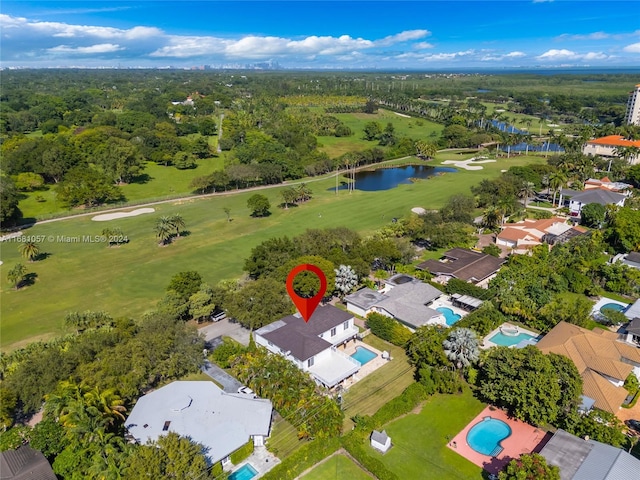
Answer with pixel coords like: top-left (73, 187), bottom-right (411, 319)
top-left (17, 156), bottom-right (226, 220)
top-left (341, 335), bottom-right (415, 431)
top-left (301, 454), bottom-right (372, 480)
top-left (267, 415), bottom-right (304, 459)
top-left (372, 388), bottom-right (485, 480)
top-left (0, 154), bottom-right (546, 350)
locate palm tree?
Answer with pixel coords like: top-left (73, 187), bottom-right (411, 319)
top-left (334, 265), bottom-right (358, 299)
top-left (443, 328), bottom-right (480, 370)
top-left (281, 187), bottom-right (297, 209)
top-left (549, 171), bottom-right (567, 206)
top-left (482, 206), bottom-right (502, 230)
top-left (7, 263), bottom-right (27, 290)
top-left (296, 183), bottom-right (313, 203)
top-left (18, 241), bottom-right (40, 262)
top-left (518, 181), bottom-right (536, 208)
top-left (168, 214), bottom-right (185, 237)
top-left (155, 217), bottom-right (173, 246)
top-left (223, 207), bottom-right (231, 222)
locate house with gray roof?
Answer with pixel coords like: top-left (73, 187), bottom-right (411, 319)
top-left (124, 381), bottom-right (272, 466)
top-left (558, 188), bottom-right (627, 217)
top-left (345, 275), bottom-right (444, 330)
top-left (416, 248), bottom-right (505, 286)
top-left (540, 428), bottom-right (640, 480)
top-left (254, 305), bottom-right (360, 388)
top-left (0, 445), bottom-right (56, 480)
top-left (612, 251), bottom-right (640, 270)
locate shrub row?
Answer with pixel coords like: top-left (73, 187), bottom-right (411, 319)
top-left (370, 383), bottom-right (428, 427)
top-left (261, 437), bottom-right (341, 480)
top-left (341, 432), bottom-right (398, 480)
top-left (365, 313), bottom-right (411, 346)
top-left (445, 278), bottom-right (494, 300)
top-left (211, 337), bottom-right (247, 368)
top-left (230, 440), bottom-right (254, 465)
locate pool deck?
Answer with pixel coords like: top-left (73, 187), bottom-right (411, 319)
top-left (448, 406), bottom-right (550, 475)
top-left (428, 296), bottom-right (469, 327)
top-left (227, 446), bottom-right (280, 479)
top-left (339, 339), bottom-right (387, 390)
top-left (590, 297), bottom-right (630, 321)
top-left (481, 323), bottom-right (540, 349)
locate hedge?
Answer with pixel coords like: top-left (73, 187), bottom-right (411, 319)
top-left (370, 383), bottom-right (428, 427)
top-left (445, 278), bottom-right (494, 300)
top-left (210, 461), bottom-right (223, 477)
top-left (365, 313), bottom-right (411, 346)
top-left (260, 437), bottom-right (341, 480)
top-left (230, 440), bottom-right (254, 465)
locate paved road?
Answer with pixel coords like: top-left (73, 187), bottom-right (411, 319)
top-left (201, 360), bottom-right (243, 393)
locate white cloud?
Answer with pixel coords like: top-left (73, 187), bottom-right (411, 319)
top-left (623, 42), bottom-right (640, 53)
top-left (47, 43), bottom-right (123, 54)
top-left (413, 42), bottom-right (435, 50)
top-left (537, 49), bottom-right (609, 61)
top-left (376, 30), bottom-right (430, 46)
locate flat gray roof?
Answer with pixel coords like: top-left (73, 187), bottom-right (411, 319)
top-left (344, 288), bottom-right (387, 310)
top-left (125, 381), bottom-right (272, 464)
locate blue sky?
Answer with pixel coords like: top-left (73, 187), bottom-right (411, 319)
top-left (1, 1), bottom-right (639, 69)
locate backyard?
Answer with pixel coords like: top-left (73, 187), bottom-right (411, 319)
top-left (301, 453), bottom-right (372, 480)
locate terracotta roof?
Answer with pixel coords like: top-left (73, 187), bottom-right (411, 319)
top-left (536, 322), bottom-right (640, 414)
top-left (497, 228), bottom-right (536, 242)
top-left (586, 135), bottom-right (640, 148)
top-left (416, 248), bottom-right (505, 283)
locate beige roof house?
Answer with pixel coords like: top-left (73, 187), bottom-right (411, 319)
top-left (496, 217), bottom-right (587, 254)
top-left (536, 322), bottom-right (640, 414)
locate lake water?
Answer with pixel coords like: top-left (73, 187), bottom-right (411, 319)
top-left (334, 165), bottom-right (457, 192)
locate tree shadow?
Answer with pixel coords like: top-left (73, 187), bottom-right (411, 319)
top-left (130, 173), bottom-right (153, 184)
top-left (278, 203), bottom-right (299, 209)
top-left (19, 272), bottom-right (38, 289)
top-left (34, 252), bottom-right (52, 261)
top-left (250, 211), bottom-right (272, 218)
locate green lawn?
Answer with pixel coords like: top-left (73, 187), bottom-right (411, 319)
top-left (372, 389), bottom-right (485, 480)
top-left (301, 454), bottom-right (372, 480)
top-left (17, 156), bottom-right (226, 220)
top-left (0, 154), bottom-right (546, 350)
top-left (341, 336), bottom-right (415, 431)
top-left (267, 415), bottom-right (304, 459)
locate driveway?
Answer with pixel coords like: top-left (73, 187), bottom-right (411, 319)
top-left (201, 360), bottom-right (243, 393)
top-left (198, 318), bottom-right (250, 346)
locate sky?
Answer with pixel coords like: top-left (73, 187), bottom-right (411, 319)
top-left (1, 1), bottom-right (639, 69)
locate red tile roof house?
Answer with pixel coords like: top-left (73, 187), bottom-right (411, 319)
top-left (416, 248), bottom-right (505, 287)
top-left (496, 217), bottom-right (587, 254)
top-left (254, 305), bottom-right (361, 389)
top-left (582, 135), bottom-right (640, 165)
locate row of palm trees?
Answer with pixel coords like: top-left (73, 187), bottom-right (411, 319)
top-left (154, 214), bottom-right (186, 246)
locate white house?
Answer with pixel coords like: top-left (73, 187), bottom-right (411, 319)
top-left (124, 381), bottom-right (272, 465)
top-left (345, 274), bottom-right (444, 329)
top-left (371, 430), bottom-right (392, 453)
top-left (254, 305), bottom-right (360, 388)
top-left (558, 188), bottom-right (627, 217)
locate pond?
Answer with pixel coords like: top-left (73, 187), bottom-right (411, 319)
top-left (333, 165), bottom-right (457, 192)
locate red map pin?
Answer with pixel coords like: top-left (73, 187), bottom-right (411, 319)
top-left (286, 264), bottom-right (327, 323)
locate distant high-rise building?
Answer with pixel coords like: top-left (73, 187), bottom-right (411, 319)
top-left (625, 84), bottom-right (640, 126)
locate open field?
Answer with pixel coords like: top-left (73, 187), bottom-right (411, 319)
top-left (16, 156), bottom-right (226, 220)
top-left (301, 453), bottom-right (372, 480)
top-left (372, 389), bottom-right (485, 479)
top-left (318, 109), bottom-right (443, 157)
top-left (0, 154), bottom-right (546, 350)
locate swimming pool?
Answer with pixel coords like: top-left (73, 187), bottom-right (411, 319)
top-left (466, 417), bottom-right (511, 457)
top-left (351, 346), bottom-right (377, 365)
top-left (488, 331), bottom-right (537, 347)
top-left (437, 307), bottom-right (462, 326)
top-left (229, 464), bottom-right (258, 480)
top-left (600, 303), bottom-right (626, 314)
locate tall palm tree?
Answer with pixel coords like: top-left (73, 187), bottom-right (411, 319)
top-left (168, 214), bottom-right (185, 237)
top-left (443, 328), bottom-right (480, 370)
top-left (518, 181), bottom-right (536, 208)
top-left (549, 171), bottom-right (567, 206)
top-left (482, 206), bottom-right (502, 230)
top-left (155, 217), bottom-right (173, 246)
top-left (18, 241), bottom-right (40, 262)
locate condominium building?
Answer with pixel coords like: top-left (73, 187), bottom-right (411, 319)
top-left (625, 84), bottom-right (640, 126)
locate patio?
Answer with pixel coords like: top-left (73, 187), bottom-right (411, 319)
top-left (338, 339), bottom-right (388, 389)
top-left (448, 406), bottom-right (550, 475)
top-left (226, 445), bottom-right (280, 479)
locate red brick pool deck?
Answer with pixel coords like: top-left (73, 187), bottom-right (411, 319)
top-left (448, 406), bottom-right (552, 475)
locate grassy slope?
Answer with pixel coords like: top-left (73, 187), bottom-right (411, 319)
top-left (0, 154), bottom-right (545, 350)
top-left (374, 389), bottom-right (485, 480)
top-left (301, 454), bottom-right (372, 480)
top-left (17, 156), bottom-right (226, 220)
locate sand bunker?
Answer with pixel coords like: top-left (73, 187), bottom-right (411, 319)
top-left (394, 112), bottom-right (411, 118)
top-left (411, 207), bottom-right (427, 215)
top-left (92, 208), bottom-right (155, 222)
top-left (441, 157), bottom-right (496, 171)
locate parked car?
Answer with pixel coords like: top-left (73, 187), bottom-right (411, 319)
top-left (626, 419), bottom-right (640, 433)
top-left (210, 310), bottom-right (226, 322)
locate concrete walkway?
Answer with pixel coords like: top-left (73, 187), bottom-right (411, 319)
top-left (201, 360), bottom-right (243, 393)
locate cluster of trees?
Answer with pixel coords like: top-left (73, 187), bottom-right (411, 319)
top-left (230, 347), bottom-right (343, 439)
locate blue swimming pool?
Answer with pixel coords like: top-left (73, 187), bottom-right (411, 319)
top-left (229, 464), bottom-right (258, 480)
top-left (437, 307), bottom-right (462, 326)
top-left (351, 346), bottom-right (377, 365)
top-left (466, 417), bottom-right (512, 457)
top-left (488, 331), bottom-right (537, 347)
top-left (600, 303), bottom-right (627, 314)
